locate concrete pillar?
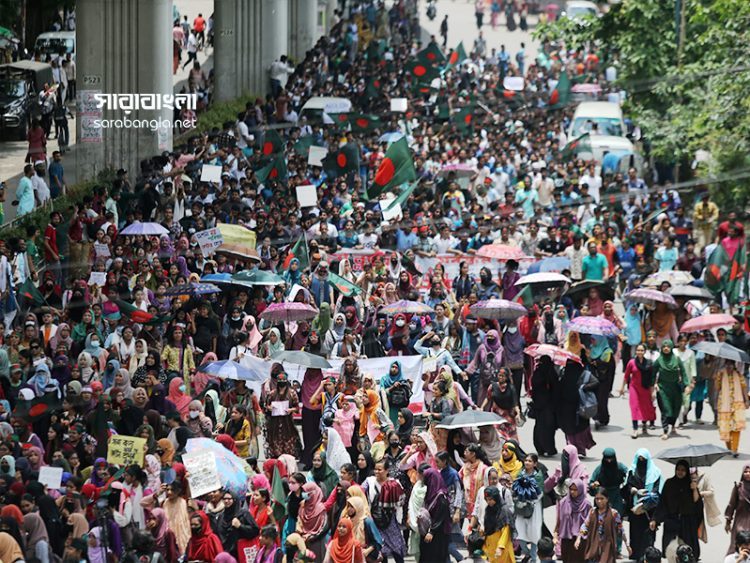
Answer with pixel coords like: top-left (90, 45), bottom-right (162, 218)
top-left (76, 0), bottom-right (172, 182)
top-left (260, 0), bottom-right (289, 93)
top-left (289, 0), bottom-right (318, 62)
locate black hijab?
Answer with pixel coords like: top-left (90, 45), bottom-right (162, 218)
top-left (396, 407), bottom-right (414, 445)
top-left (661, 460), bottom-right (700, 515)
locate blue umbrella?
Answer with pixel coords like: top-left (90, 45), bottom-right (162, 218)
top-left (164, 282), bottom-right (222, 297)
top-left (198, 360), bottom-right (266, 381)
top-left (526, 256), bottom-right (570, 274)
top-left (201, 273), bottom-right (233, 284)
top-left (185, 438), bottom-right (251, 495)
top-left (378, 132), bottom-right (405, 144)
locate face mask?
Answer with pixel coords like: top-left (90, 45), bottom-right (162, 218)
top-left (189, 411), bottom-right (199, 419)
top-left (507, 326), bottom-right (517, 333)
top-left (91, 341), bottom-right (100, 348)
top-left (395, 319), bottom-right (405, 327)
top-left (179, 385), bottom-right (186, 393)
top-left (232, 316), bottom-right (241, 321)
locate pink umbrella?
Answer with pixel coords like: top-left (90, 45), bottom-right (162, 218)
top-left (260, 302), bottom-right (318, 323)
top-left (438, 163), bottom-right (475, 178)
top-left (470, 299), bottom-right (527, 320)
top-left (680, 313), bottom-right (737, 333)
top-left (476, 244), bottom-right (528, 260)
top-left (525, 344), bottom-right (582, 366)
top-left (623, 288), bottom-right (677, 308)
top-left (566, 316), bottom-right (620, 337)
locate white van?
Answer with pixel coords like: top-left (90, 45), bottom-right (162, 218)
top-left (34, 31), bottom-right (75, 60)
top-left (299, 97), bottom-right (352, 123)
top-left (576, 135), bottom-right (645, 175)
top-left (568, 101), bottom-right (626, 139)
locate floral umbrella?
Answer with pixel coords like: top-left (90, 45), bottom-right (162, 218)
top-left (566, 316), bottom-right (620, 337)
top-left (525, 343), bottom-right (582, 366)
top-left (623, 288), bottom-right (677, 308)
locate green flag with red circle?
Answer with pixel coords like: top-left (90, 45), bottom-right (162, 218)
top-left (443, 42), bottom-right (467, 72)
top-left (452, 104), bottom-right (476, 135)
top-left (254, 153), bottom-right (287, 183)
top-left (365, 76), bottom-right (384, 99)
top-left (368, 137), bottom-right (416, 199)
top-left (321, 143), bottom-right (360, 178)
top-left (406, 60), bottom-right (440, 86)
top-left (549, 70), bottom-right (571, 109)
top-left (261, 130), bottom-right (284, 156)
top-left (349, 113), bottom-right (383, 133)
top-left (417, 43), bottom-right (446, 67)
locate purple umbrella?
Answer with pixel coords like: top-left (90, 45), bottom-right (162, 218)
top-left (566, 316), bottom-right (620, 337)
top-left (623, 288), bottom-right (677, 308)
top-left (118, 222), bottom-right (169, 236)
top-left (380, 300), bottom-right (435, 315)
top-left (260, 302), bottom-right (318, 323)
top-left (470, 299), bottom-right (527, 320)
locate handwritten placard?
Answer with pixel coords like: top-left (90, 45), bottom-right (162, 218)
top-left (38, 466), bottom-right (63, 489)
top-left (94, 242), bottom-right (111, 258)
top-left (88, 271), bottom-right (107, 287)
top-left (183, 450), bottom-right (222, 498)
top-left (107, 435), bottom-right (146, 466)
top-left (194, 227), bottom-right (224, 257)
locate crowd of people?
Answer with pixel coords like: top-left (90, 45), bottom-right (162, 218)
top-left (0, 0), bottom-right (748, 562)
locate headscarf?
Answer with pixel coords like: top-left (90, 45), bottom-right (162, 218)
top-left (113, 368), bottom-right (134, 399)
top-left (68, 512), bottom-right (89, 539)
top-left (157, 438), bottom-right (175, 465)
top-left (332, 313), bottom-right (347, 340)
top-left (629, 448), bottom-right (663, 492)
top-left (129, 338), bottom-right (149, 374)
top-left (651, 302), bottom-right (676, 338)
top-left (102, 359), bottom-right (120, 391)
top-left (328, 518), bottom-right (361, 563)
top-left (25, 445), bottom-right (45, 471)
top-left (441, 460), bottom-right (461, 490)
top-left (478, 426), bottom-right (503, 461)
top-left (740, 464), bottom-right (750, 504)
top-left (624, 305), bottom-right (643, 345)
top-left (26, 363), bottom-right (55, 397)
top-left (84, 333), bottom-right (106, 360)
top-left (589, 335), bottom-right (612, 361)
top-left (242, 316), bottom-right (263, 353)
top-left (358, 389), bottom-right (381, 437)
top-left (22, 512), bottom-right (48, 560)
top-left (655, 339), bottom-right (681, 372)
top-left (380, 360), bottom-right (405, 389)
top-left (167, 377), bottom-right (191, 417)
top-left (345, 496), bottom-right (367, 543)
top-left (0, 455), bottom-right (15, 478)
top-left (598, 447), bottom-right (625, 486)
top-left (483, 486), bottom-right (511, 536)
top-left (396, 407), bottom-right (414, 444)
top-left (216, 433), bottom-right (239, 455)
top-left (423, 467), bottom-right (448, 517)
top-left (87, 527), bottom-right (111, 563)
top-left (438, 366), bottom-right (461, 412)
top-left (600, 300), bottom-right (624, 328)
top-left (0, 505), bottom-right (22, 527)
top-left (561, 444), bottom-right (586, 481)
top-left (556, 477), bottom-right (590, 538)
top-left (313, 302), bottom-right (333, 335)
top-left (49, 323), bottom-right (73, 351)
top-left (204, 389), bottom-right (227, 426)
top-left (298, 482), bottom-right (327, 536)
top-left (187, 511), bottom-right (223, 562)
top-left (252, 474), bottom-right (271, 492)
top-left (496, 442), bottom-right (523, 479)
top-left (661, 460), bottom-right (698, 514)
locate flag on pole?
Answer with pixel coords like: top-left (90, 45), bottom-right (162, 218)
top-left (705, 242), bottom-right (747, 304)
top-left (254, 154), bottom-right (287, 183)
top-left (549, 70), bottom-right (571, 108)
top-left (261, 130), bottom-right (284, 156)
top-left (329, 272), bottom-right (363, 296)
top-left (515, 285), bottom-right (535, 308)
top-left (282, 235), bottom-right (310, 271)
top-left (369, 137), bottom-right (416, 199)
top-left (18, 279), bottom-right (45, 307)
top-left (321, 143), bottom-right (360, 178)
top-left (452, 104), bottom-right (476, 135)
top-left (406, 60), bottom-right (440, 85)
top-left (383, 181), bottom-right (418, 212)
top-left (561, 133), bottom-right (592, 159)
top-left (271, 466), bottom-right (287, 521)
top-left (444, 42), bottom-right (467, 72)
top-left (417, 43), bottom-right (446, 66)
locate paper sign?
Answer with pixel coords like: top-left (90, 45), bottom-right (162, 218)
top-left (379, 196), bottom-right (402, 223)
top-left (38, 466), bottom-right (63, 489)
top-left (107, 435), bottom-right (146, 466)
top-left (200, 164), bottom-right (223, 183)
top-left (183, 450), bottom-right (222, 498)
top-left (391, 98), bottom-right (408, 112)
top-left (503, 76), bottom-right (525, 91)
top-left (94, 242), bottom-right (111, 258)
top-left (194, 227), bottom-right (224, 257)
top-left (296, 184), bottom-right (318, 208)
top-left (271, 400), bottom-right (290, 417)
top-left (308, 146), bottom-right (327, 167)
top-left (88, 271), bottom-right (107, 287)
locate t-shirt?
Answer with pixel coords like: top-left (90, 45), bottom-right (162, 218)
top-left (193, 16), bottom-right (205, 32)
top-left (582, 253), bottom-right (608, 281)
top-left (655, 246), bottom-right (678, 272)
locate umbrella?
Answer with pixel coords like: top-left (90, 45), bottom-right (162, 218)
top-left (118, 222), bottom-right (169, 236)
top-left (691, 341), bottom-right (750, 363)
top-left (437, 163), bottom-right (475, 178)
top-left (260, 302), bottom-right (318, 323)
top-left (197, 360), bottom-right (266, 381)
top-left (216, 242), bottom-right (261, 261)
top-left (515, 272), bottom-right (571, 286)
top-left (380, 300), bottom-right (435, 315)
top-left (526, 256), bottom-right (570, 274)
top-left (564, 280), bottom-right (615, 301)
top-left (566, 316), bottom-right (620, 337)
top-left (642, 271), bottom-right (695, 287)
top-left (185, 438), bottom-right (251, 495)
top-left (436, 410), bottom-right (511, 430)
top-left (668, 285), bottom-right (715, 300)
top-left (623, 288), bottom-right (677, 308)
top-left (470, 299), bottom-right (527, 320)
top-left (655, 444), bottom-right (732, 467)
top-left (476, 244), bottom-right (528, 260)
top-left (378, 132), bottom-right (405, 143)
top-left (680, 313), bottom-right (736, 333)
top-left (164, 282), bottom-right (221, 297)
top-left (525, 344), bottom-right (582, 366)
top-left (232, 269), bottom-right (286, 286)
top-left (272, 350), bottom-right (332, 369)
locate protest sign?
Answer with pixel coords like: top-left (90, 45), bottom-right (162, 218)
top-left (194, 228), bottom-right (224, 257)
top-left (39, 466), bottom-right (63, 490)
top-left (200, 164), bottom-right (223, 183)
top-left (88, 271), bottom-right (107, 287)
top-left (308, 146), bottom-right (327, 167)
top-left (107, 435), bottom-right (146, 466)
top-left (391, 98), bottom-right (408, 112)
top-left (94, 242), bottom-right (111, 258)
top-left (183, 450), bottom-right (222, 498)
top-left (295, 185), bottom-right (318, 208)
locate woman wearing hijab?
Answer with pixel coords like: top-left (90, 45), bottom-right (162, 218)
top-left (622, 303), bottom-right (644, 369)
top-left (296, 482), bottom-right (329, 562)
top-left (618, 343), bottom-right (657, 438)
top-left (309, 451), bottom-right (340, 498)
top-left (22, 511), bottom-right (51, 563)
top-left (716, 360), bottom-right (748, 456)
top-left (502, 322), bottom-right (525, 408)
top-left (83, 332), bottom-right (109, 373)
top-left (480, 486), bottom-right (515, 563)
top-left (623, 448), bottom-right (662, 560)
top-left (187, 511), bottom-right (223, 562)
top-left (554, 478), bottom-right (590, 562)
top-left (494, 441), bottom-right (524, 480)
top-left (651, 460), bottom-right (702, 558)
top-left (264, 372), bottom-right (300, 459)
top-left (395, 407), bottom-right (414, 447)
top-left (259, 328), bottom-right (285, 359)
top-left (341, 496), bottom-right (382, 561)
top-left (419, 467), bottom-right (450, 562)
top-left (588, 334), bottom-right (615, 429)
top-left (357, 389), bottom-right (382, 446)
top-left (218, 491), bottom-right (260, 561)
top-left (545, 444), bottom-right (589, 500)
top-left (467, 330), bottom-right (504, 407)
top-left (380, 361), bottom-right (410, 425)
top-left (324, 517), bottom-right (364, 563)
top-left (166, 378), bottom-right (191, 420)
top-left (86, 527), bottom-right (111, 563)
top-left (529, 355), bottom-right (557, 456)
top-left (649, 302), bottom-right (678, 346)
top-left (589, 448), bottom-right (628, 529)
top-left (725, 465), bottom-right (750, 554)
top-left (654, 339), bottom-right (688, 439)
top-left (555, 359), bottom-right (596, 456)
top-left (128, 339), bottom-right (149, 375)
top-left (204, 388), bottom-right (227, 429)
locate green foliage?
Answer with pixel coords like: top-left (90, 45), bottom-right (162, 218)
top-left (194, 95), bottom-right (256, 134)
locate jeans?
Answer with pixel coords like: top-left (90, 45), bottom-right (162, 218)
top-left (520, 541), bottom-right (538, 562)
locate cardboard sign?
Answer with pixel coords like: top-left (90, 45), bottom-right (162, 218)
top-left (308, 146), bottom-right (328, 167)
top-left (88, 271), bottom-right (107, 287)
top-left (200, 164), bottom-right (223, 183)
top-left (107, 435), bottom-right (146, 466)
top-left (38, 466), bottom-right (63, 490)
top-left (183, 450), bottom-right (222, 498)
top-left (295, 184), bottom-right (318, 208)
top-left (391, 98), bottom-right (408, 112)
top-left (194, 227), bottom-right (224, 257)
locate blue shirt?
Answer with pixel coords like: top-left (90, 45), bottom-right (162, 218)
top-left (582, 252), bottom-right (608, 280)
top-left (48, 161), bottom-right (64, 196)
top-left (395, 229), bottom-right (418, 252)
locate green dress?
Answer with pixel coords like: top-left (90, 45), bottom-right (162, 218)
top-left (589, 447), bottom-right (628, 516)
top-left (654, 340), bottom-right (687, 418)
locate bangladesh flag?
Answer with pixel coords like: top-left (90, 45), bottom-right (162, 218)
top-left (322, 143), bottom-right (360, 178)
top-left (369, 137), bottom-right (416, 199)
top-left (282, 235), bottom-right (309, 271)
top-left (417, 43), bottom-right (446, 66)
top-left (705, 242), bottom-right (747, 304)
top-left (329, 112), bottom-right (351, 128)
top-left (261, 129), bottom-right (284, 156)
top-left (271, 466), bottom-right (287, 521)
top-left (365, 76), bottom-right (384, 99)
top-left (349, 113), bottom-right (382, 133)
top-left (515, 285), bottom-right (535, 308)
top-left (452, 104), bottom-right (476, 135)
top-left (444, 42), bottom-right (467, 72)
top-left (383, 181), bottom-right (418, 212)
top-left (549, 70), bottom-right (571, 108)
top-left (406, 60), bottom-right (440, 85)
top-left (18, 279), bottom-right (45, 307)
top-left (561, 133), bottom-right (592, 159)
top-left (293, 135), bottom-right (322, 158)
top-left (115, 299), bottom-right (155, 324)
top-left (329, 272), bottom-right (363, 296)
top-left (254, 153), bottom-right (287, 183)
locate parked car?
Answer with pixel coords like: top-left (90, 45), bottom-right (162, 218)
top-left (0, 60), bottom-right (53, 140)
top-left (34, 31), bottom-right (75, 61)
top-left (568, 101), bottom-right (626, 139)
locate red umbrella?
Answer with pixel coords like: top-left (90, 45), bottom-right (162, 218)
top-left (476, 244), bottom-right (528, 260)
top-left (680, 313), bottom-right (736, 333)
top-left (525, 344), bottom-right (582, 367)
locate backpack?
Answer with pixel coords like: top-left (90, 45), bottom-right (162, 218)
top-left (577, 369), bottom-right (599, 419)
top-left (370, 488), bottom-right (393, 529)
top-left (388, 381), bottom-right (411, 408)
top-left (514, 498), bottom-right (535, 518)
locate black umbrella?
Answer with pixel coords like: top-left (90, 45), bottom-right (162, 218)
top-left (436, 410), bottom-right (511, 430)
top-left (668, 285), bottom-right (714, 300)
top-left (692, 341), bottom-right (750, 363)
top-left (655, 444), bottom-right (732, 467)
top-left (272, 350), bottom-right (332, 369)
top-left (563, 280), bottom-right (615, 301)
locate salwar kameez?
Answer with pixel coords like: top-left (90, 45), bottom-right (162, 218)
top-left (716, 368), bottom-right (747, 453)
top-left (484, 526), bottom-right (515, 563)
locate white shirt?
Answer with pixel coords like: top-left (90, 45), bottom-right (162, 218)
top-left (236, 121), bottom-right (251, 149)
top-left (187, 33), bottom-right (197, 53)
top-left (579, 173), bottom-right (602, 203)
top-left (31, 174), bottom-right (50, 203)
top-left (432, 235), bottom-right (456, 254)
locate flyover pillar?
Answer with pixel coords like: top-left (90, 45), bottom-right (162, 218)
top-left (289, 0), bottom-right (318, 62)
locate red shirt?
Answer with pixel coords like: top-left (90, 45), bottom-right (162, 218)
top-left (193, 16), bottom-right (205, 32)
top-left (44, 224), bottom-right (58, 261)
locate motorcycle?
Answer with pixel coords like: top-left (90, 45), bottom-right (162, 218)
top-left (426, 0), bottom-right (436, 20)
